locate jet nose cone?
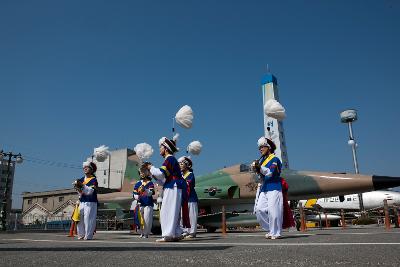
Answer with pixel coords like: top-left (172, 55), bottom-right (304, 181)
top-left (373, 175), bottom-right (400, 190)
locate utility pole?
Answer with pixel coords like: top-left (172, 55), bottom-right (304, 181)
top-left (0, 151), bottom-right (23, 231)
top-left (340, 109), bottom-right (365, 217)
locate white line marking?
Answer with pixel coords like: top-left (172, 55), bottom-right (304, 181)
top-left (232, 232), bottom-right (400, 237)
top-left (232, 234), bottom-right (314, 237)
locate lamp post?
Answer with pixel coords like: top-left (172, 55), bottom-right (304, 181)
top-left (340, 109), bottom-right (365, 217)
top-left (0, 151), bottom-right (23, 231)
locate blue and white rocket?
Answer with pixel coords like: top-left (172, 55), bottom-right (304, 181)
top-left (261, 72), bottom-right (290, 169)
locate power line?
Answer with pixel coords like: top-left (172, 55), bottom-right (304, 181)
top-left (24, 157), bottom-right (81, 169)
top-left (23, 155), bottom-right (126, 174)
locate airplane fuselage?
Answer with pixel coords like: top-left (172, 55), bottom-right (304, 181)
top-left (302, 190), bottom-right (400, 211)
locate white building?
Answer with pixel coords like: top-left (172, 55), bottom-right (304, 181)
top-left (89, 148), bottom-right (140, 191)
top-left (21, 189), bottom-right (78, 224)
top-left (20, 148), bottom-right (141, 225)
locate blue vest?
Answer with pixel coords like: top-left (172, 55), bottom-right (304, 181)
top-left (259, 154), bottom-right (282, 192)
top-left (184, 172), bottom-right (198, 203)
top-left (78, 176), bottom-right (98, 202)
top-left (133, 180), bottom-right (154, 207)
top-left (159, 155), bottom-right (186, 190)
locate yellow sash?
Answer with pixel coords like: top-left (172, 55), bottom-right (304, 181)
top-left (71, 203), bottom-right (80, 222)
top-left (83, 176), bottom-right (95, 185)
top-left (137, 180), bottom-right (148, 193)
top-left (183, 172), bottom-right (192, 179)
top-left (139, 209), bottom-right (144, 228)
top-left (261, 153), bottom-right (275, 167)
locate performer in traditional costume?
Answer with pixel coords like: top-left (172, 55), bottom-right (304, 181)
top-left (146, 136), bottom-right (190, 242)
top-left (178, 156), bottom-right (198, 238)
top-left (68, 200), bottom-right (80, 237)
top-left (252, 137), bottom-right (283, 239)
top-left (133, 171), bottom-right (155, 238)
top-left (74, 161), bottom-right (98, 240)
top-left (281, 177), bottom-right (295, 229)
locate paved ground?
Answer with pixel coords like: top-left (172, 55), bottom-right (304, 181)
top-left (1, 227), bottom-right (400, 266)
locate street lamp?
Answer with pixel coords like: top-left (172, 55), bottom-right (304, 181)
top-left (0, 151), bottom-right (23, 231)
top-left (340, 109), bottom-right (365, 216)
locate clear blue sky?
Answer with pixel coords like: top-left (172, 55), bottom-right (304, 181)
top-left (1, 1), bottom-right (399, 209)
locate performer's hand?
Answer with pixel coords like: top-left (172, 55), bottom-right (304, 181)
top-left (251, 160), bottom-right (261, 173)
top-left (73, 179), bottom-right (83, 190)
top-left (261, 167), bottom-right (272, 177)
top-left (143, 161), bottom-right (152, 170)
top-left (140, 162), bottom-right (152, 176)
top-left (145, 189), bottom-right (154, 196)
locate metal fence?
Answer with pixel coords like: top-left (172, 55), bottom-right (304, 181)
top-left (5, 213), bottom-right (134, 232)
top-left (4, 204), bottom-right (400, 232)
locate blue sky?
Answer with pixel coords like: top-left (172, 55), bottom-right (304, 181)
top-left (1, 1), bottom-right (399, 209)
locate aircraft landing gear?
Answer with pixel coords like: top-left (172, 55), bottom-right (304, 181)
top-left (206, 226), bottom-right (217, 233)
top-left (151, 225), bottom-right (161, 235)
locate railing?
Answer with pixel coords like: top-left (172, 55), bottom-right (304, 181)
top-left (5, 213), bottom-right (134, 231)
top-left (5, 203), bottom-right (400, 232)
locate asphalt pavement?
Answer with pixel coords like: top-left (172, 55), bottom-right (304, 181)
top-left (1, 227), bottom-right (400, 266)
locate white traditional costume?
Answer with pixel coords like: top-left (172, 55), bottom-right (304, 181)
top-left (76, 161), bottom-right (98, 240)
top-left (254, 137), bottom-right (283, 239)
top-left (150, 137), bottom-right (190, 242)
top-left (179, 156), bottom-right (198, 238)
top-left (133, 178), bottom-right (155, 238)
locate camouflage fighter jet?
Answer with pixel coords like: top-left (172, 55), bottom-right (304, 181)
top-left (97, 154), bottom-right (400, 232)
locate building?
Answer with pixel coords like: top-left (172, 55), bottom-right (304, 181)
top-left (88, 148), bottom-right (139, 190)
top-left (261, 72), bottom-right (290, 169)
top-left (21, 189), bottom-right (78, 224)
top-left (0, 159), bottom-right (16, 216)
top-left (20, 148), bottom-right (140, 225)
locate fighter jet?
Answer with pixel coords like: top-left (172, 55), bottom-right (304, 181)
top-left (98, 72), bottom-right (400, 231)
top-left (97, 154), bottom-right (400, 232)
top-left (192, 163), bottom-right (400, 231)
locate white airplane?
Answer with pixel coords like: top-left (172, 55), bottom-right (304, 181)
top-left (300, 190), bottom-right (400, 211)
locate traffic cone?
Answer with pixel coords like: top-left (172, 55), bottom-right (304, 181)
top-left (68, 221), bottom-right (76, 237)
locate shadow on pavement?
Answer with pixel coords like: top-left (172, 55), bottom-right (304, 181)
top-left (0, 246), bottom-right (232, 252)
